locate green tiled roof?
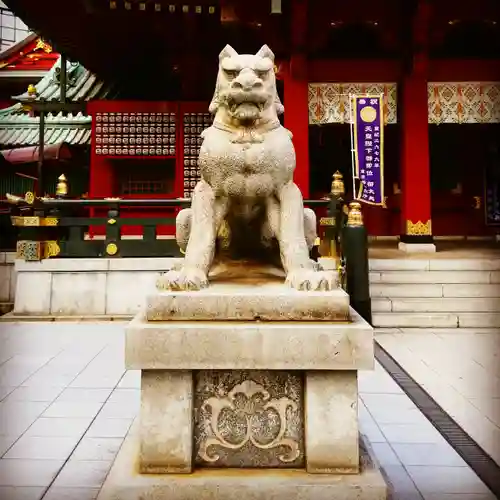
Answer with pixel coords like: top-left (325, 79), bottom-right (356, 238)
top-left (0, 56), bottom-right (115, 148)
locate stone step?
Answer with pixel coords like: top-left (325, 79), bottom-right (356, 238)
top-left (370, 270), bottom-right (498, 284)
top-left (370, 283), bottom-right (500, 298)
top-left (369, 258), bottom-right (500, 272)
top-left (372, 297), bottom-right (500, 313)
top-left (372, 312), bottom-right (500, 328)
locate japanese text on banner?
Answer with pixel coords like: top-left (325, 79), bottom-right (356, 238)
top-left (352, 95), bottom-right (385, 206)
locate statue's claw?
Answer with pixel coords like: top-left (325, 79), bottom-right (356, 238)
top-left (157, 268), bottom-right (209, 291)
top-left (285, 269), bottom-right (338, 292)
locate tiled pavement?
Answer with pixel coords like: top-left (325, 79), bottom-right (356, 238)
top-left (377, 328), bottom-right (500, 468)
top-left (0, 322), bottom-right (497, 500)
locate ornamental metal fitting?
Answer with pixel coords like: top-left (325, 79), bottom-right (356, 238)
top-left (27, 84), bottom-right (37, 98)
top-left (347, 202), bottom-right (364, 227)
top-left (106, 243), bottom-right (118, 256)
top-left (331, 171), bottom-right (345, 196)
top-left (56, 174), bottom-right (68, 196)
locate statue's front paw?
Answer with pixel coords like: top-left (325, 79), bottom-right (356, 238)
top-left (157, 268), bottom-right (209, 291)
top-left (285, 269), bottom-right (338, 291)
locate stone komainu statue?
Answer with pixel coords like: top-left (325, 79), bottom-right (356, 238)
top-left (158, 44), bottom-right (337, 291)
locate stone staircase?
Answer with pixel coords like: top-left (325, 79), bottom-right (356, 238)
top-left (370, 258), bottom-right (500, 328)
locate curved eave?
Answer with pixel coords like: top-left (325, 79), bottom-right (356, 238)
top-left (0, 113), bottom-right (92, 148)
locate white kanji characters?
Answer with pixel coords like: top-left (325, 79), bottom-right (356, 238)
top-left (364, 140), bottom-right (373, 147)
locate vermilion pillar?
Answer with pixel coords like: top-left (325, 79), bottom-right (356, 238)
top-left (284, 0), bottom-right (309, 198)
top-left (399, 72), bottom-right (434, 251)
top-left (284, 62), bottom-right (310, 198)
top-left (399, 0), bottom-right (435, 252)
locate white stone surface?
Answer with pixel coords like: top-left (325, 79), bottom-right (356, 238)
top-left (377, 271), bottom-right (492, 284)
top-left (306, 371), bottom-right (359, 473)
top-left (97, 429), bottom-right (386, 500)
top-left (146, 282), bottom-right (350, 321)
top-left (428, 259), bottom-right (500, 271)
top-left (458, 313), bottom-right (500, 328)
top-left (370, 284), bottom-right (443, 298)
top-left (442, 283), bottom-right (500, 297)
top-left (108, 258), bottom-right (181, 271)
top-left (398, 242), bottom-right (436, 253)
top-left (4, 251), bottom-right (15, 264)
top-left (0, 252), bottom-right (16, 303)
top-left (369, 259), bottom-right (500, 328)
top-left (106, 271), bottom-right (158, 316)
top-left (14, 271), bottom-right (52, 315)
top-left (126, 308), bottom-right (374, 371)
top-left (372, 313), bottom-right (458, 328)
top-left (0, 265), bottom-right (10, 302)
top-left (13, 258), bottom-right (180, 316)
top-left (372, 299), bottom-right (392, 312)
top-left (139, 370), bottom-right (193, 473)
top-left (51, 273), bottom-right (107, 316)
top-left (369, 259), bottom-right (430, 272)
top-left (391, 298), bottom-right (500, 313)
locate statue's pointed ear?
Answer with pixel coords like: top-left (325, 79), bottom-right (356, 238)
top-left (219, 44), bottom-right (238, 61)
top-left (256, 44), bottom-right (275, 61)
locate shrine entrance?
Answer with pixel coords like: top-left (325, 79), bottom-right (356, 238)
top-left (429, 123), bottom-right (500, 236)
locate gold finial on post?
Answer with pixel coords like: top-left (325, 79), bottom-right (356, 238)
top-left (27, 84), bottom-right (37, 98)
top-left (347, 201), bottom-right (364, 227)
top-left (331, 171), bottom-right (345, 196)
top-left (56, 174), bottom-right (68, 197)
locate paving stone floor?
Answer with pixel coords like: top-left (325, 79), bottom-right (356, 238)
top-left (0, 322), bottom-right (497, 500)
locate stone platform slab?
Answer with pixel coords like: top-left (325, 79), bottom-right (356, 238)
top-left (97, 427), bottom-right (387, 500)
top-left (147, 284), bottom-right (350, 322)
top-left (150, 262), bottom-right (349, 321)
top-left (125, 308), bottom-right (373, 371)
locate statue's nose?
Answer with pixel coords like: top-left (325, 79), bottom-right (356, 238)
top-left (232, 77), bottom-right (263, 91)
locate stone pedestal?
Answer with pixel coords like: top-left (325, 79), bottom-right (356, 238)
top-left (98, 266), bottom-right (386, 499)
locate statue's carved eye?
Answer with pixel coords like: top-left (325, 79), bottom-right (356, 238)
top-left (224, 70), bottom-right (238, 79)
top-left (256, 70), bottom-right (269, 79)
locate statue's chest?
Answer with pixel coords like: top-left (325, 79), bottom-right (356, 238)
top-left (206, 141), bottom-right (278, 174)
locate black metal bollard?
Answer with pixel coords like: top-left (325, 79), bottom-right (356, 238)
top-left (342, 202), bottom-right (372, 324)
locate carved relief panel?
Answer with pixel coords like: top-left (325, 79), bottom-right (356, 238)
top-left (194, 370), bottom-right (304, 468)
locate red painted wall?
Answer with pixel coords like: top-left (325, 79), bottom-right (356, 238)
top-left (87, 100), bottom-right (181, 236)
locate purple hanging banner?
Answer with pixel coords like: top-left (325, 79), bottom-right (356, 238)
top-left (352, 95), bottom-right (385, 206)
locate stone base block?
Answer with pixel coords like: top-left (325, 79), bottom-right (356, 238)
top-left (125, 308), bottom-right (373, 371)
top-left (148, 262), bottom-right (349, 322)
top-left (97, 429), bottom-right (387, 500)
top-left (398, 242), bottom-right (436, 253)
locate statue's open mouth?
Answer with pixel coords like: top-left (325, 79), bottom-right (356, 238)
top-left (229, 101), bottom-right (264, 115)
top-left (226, 90), bottom-right (269, 116)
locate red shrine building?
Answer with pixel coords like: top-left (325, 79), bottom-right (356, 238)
top-left (1, 0), bottom-right (499, 248)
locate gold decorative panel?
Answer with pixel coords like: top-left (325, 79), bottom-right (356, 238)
top-left (308, 83), bottom-right (397, 125)
top-left (428, 82), bottom-right (500, 124)
top-left (406, 219), bottom-right (432, 236)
